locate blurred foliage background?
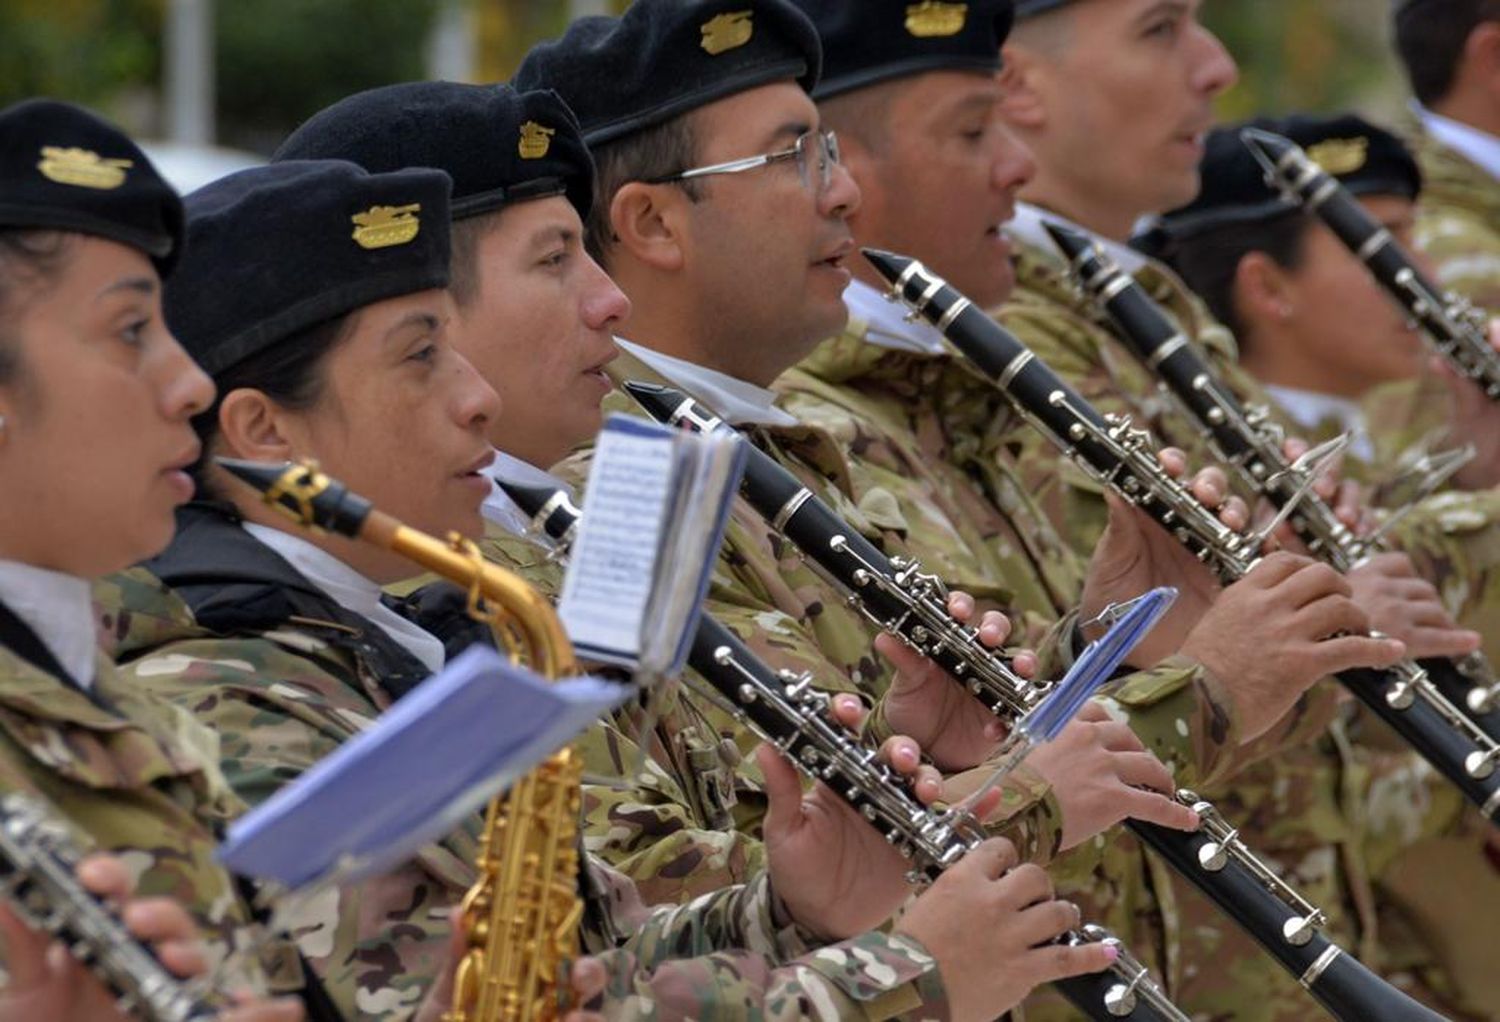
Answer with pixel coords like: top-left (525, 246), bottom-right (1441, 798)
top-left (0, 0), bottom-right (1412, 155)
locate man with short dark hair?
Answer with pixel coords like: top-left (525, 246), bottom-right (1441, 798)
top-left (1395, 0), bottom-right (1500, 312)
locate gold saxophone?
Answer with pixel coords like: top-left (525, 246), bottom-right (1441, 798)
top-left (217, 458), bottom-right (583, 1022)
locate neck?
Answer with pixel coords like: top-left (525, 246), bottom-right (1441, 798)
top-left (1240, 331), bottom-right (1369, 400)
top-left (1432, 88), bottom-right (1500, 143)
top-left (235, 499), bottom-right (408, 585)
top-left (1020, 174), bottom-right (1140, 244)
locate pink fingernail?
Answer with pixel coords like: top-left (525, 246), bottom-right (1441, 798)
top-left (1104, 944), bottom-right (1120, 963)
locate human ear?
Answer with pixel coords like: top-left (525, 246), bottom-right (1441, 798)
top-left (215, 389), bottom-right (300, 463)
top-left (1234, 251), bottom-right (1298, 328)
top-left (997, 48), bottom-right (1046, 130)
top-left (608, 182), bottom-right (687, 273)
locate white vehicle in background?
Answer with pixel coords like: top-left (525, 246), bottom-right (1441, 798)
top-left (139, 141), bottom-right (262, 194)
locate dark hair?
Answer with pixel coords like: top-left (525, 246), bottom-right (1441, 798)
top-left (1166, 210), bottom-right (1311, 347)
top-left (586, 113), bottom-right (702, 263)
top-left (1395, 0), bottom-right (1500, 106)
top-left (0, 229), bottom-right (72, 386)
top-left (190, 312), bottom-right (352, 498)
top-left (449, 211), bottom-right (505, 310)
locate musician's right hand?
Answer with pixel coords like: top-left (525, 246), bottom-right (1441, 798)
top-left (894, 838), bottom-right (1118, 1022)
top-left (0, 853), bottom-right (302, 1022)
top-left (1179, 551), bottom-right (1407, 742)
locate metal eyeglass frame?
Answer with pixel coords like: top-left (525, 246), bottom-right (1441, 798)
top-left (644, 129), bottom-right (841, 193)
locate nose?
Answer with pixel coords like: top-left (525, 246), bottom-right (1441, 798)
top-left (1190, 22), bottom-right (1239, 98)
top-left (451, 351), bottom-right (502, 432)
top-left (993, 123), bottom-right (1036, 194)
top-left (158, 334), bottom-right (216, 421)
top-left (581, 255), bottom-right (631, 332)
top-left (820, 159), bottom-right (862, 220)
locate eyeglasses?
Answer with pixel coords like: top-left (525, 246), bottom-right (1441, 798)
top-left (645, 129), bottom-right (841, 194)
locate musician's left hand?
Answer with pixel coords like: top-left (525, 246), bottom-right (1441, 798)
top-left (873, 592), bottom-right (1035, 772)
top-left (1346, 552), bottom-right (1481, 659)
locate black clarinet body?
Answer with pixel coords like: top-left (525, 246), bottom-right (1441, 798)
top-left (864, 246), bottom-right (1500, 826)
top-left (618, 381), bottom-right (1454, 1020)
top-left (1242, 127), bottom-right (1500, 401)
top-left (0, 793), bottom-right (219, 1022)
top-left (498, 479), bottom-right (1183, 1022)
top-left (1047, 221), bottom-right (1500, 743)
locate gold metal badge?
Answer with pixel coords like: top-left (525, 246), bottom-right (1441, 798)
top-left (701, 11), bottom-right (754, 55)
top-left (36, 147), bottom-right (132, 190)
top-left (1306, 137), bottom-right (1369, 176)
top-left (351, 204), bottom-right (423, 250)
top-left (906, 1), bottom-right (968, 38)
top-left (518, 121), bottom-right (556, 160)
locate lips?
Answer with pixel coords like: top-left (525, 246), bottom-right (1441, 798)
top-left (164, 440), bottom-right (202, 475)
top-left (457, 449), bottom-right (496, 479)
top-left (816, 238), bottom-right (856, 269)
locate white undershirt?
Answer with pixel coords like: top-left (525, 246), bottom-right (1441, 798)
top-left (1005, 202), bottom-right (1150, 276)
top-left (241, 522), bottom-right (446, 673)
top-left (1415, 103), bottom-right (1500, 184)
top-left (0, 559), bottom-right (97, 689)
top-left (844, 278), bottom-right (948, 356)
top-left (480, 450), bottom-right (571, 545)
top-left (1263, 384), bottom-right (1375, 462)
top-left (616, 337), bottom-right (799, 428)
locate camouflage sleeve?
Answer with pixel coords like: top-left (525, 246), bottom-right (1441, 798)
top-left (1417, 201), bottom-right (1500, 314)
top-left (1381, 488), bottom-right (1500, 658)
top-left (590, 864), bottom-right (950, 1021)
top-left (120, 638), bottom-right (474, 1022)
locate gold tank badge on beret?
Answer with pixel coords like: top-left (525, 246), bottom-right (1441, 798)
top-left (1306, 137), bottom-right (1369, 176)
top-left (351, 204), bottom-right (423, 250)
top-left (518, 121), bottom-right (555, 160)
top-left (36, 146), bottom-right (133, 190)
top-left (701, 11), bottom-right (754, 56)
top-left (906, 1), bottom-right (968, 38)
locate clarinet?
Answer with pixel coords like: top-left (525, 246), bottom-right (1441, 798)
top-left (862, 246), bottom-right (1500, 831)
top-left (619, 388), bottom-right (1451, 1022)
top-left (499, 479), bottom-right (1187, 1022)
top-left (1047, 219), bottom-right (1500, 735)
top-left (1242, 126), bottom-right (1500, 401)
top-left (0, 792), bottom-right (219, 1022)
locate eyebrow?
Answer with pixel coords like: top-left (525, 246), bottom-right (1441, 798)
top-left (527, 223), bottom-right (578, 251)
top-left (384, 311), bottom-right (441, 344)
top-left (95, 276), bottom-right (156, 302)
top-left (1134, 0), bottom-right (1190, 26)
top-left (757, 119), bottom-right (813, 152)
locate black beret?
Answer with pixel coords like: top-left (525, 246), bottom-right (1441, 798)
top-left (166, 161), bottom-right (452, 378)
top-left (513, 0), bottom-right (823, 148)
top-left (1158, 113), bottom-right (1422, 244)
top-left (273, 82), bottom-right (594, 222)
top-left (0, 98), bottom-right (183, 276)
top-left (1014, 0), bottom-right (1073, 18)
top-left (793, 0), bottom-right (1013, 100)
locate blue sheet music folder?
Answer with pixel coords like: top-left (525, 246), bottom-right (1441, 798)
top-left (216, 645), bottom-right (628, 890)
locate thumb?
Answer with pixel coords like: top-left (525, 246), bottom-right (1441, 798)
top-left (0, 901), bottom-right (52, 991)
top-left (756, 743), bottom-right (808, 844)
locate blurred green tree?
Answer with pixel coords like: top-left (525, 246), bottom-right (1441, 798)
top-left (0, 0), bottom-right (160, 115)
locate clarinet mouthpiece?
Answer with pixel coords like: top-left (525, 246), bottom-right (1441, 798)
top-left (496, 478), bottom-right (564, 520)
top-left (621, 380), bottom-right (688, 424)
top-left (860, 247), bottom-right (912, 286)
top-left (214, 457), bottom-right (373, 539)
top-left (1040, 220), bottom-right (1096, 263)
top-left (1239, 126), bottom-right (1297, 161)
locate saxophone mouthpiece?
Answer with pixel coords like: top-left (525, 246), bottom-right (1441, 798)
top-left (215, 457), bottom-right (373, 539)
top-left (1041, 220), bottom-right (1096, 263)
top-left (622, 380), bottom-right (692, 426)
top-left (860, 247), bottom-right (911, 287)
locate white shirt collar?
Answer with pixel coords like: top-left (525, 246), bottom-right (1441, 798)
top-left (0, 560), bottom-right (97, 689)
top-left (616, 337), bottom-right (799, 428)
top-left (1005, 202), bottom-right (1150, 276)
top-left (1415, 102), bottom-right (1500, 184)
top-left (241, 522), bottom-right (446, 674)
top-left (480, 450), bottom-right (570, 544)
top-left (844, 278), bottom-right (948, 356)
top-left (1262, 384), bottom-right (1375, 462)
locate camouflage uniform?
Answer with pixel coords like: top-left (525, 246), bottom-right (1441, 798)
top-left (107, 503), bottom-right (956, 1021)
top-left (994, 226), bottom-right (1485, 1019)
top-left (1410, 116), bottom-right (1500, 315)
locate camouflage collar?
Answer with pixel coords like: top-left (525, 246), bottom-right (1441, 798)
top-left (1410, 116), bottom-right (1500, 225)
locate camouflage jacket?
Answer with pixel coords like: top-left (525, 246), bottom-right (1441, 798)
top-left (109, 503), bottom-right (955, 1021)
top-left (1410, 116), bottom-right (1500, 314)
top-left (996, 230), bottom-right (1477, 1018)
top-left (0, 619), bottom-right (307, 1007)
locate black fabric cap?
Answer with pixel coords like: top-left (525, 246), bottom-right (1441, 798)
top-left (794, 0), bottom-right (1013, 100)
top-left (1159, 113), bottom-right (1423, 244)
top-left (1014, 0), bottom-right (1073, 18)
top-left (272, 81), bottom-right (594, 222)
top-left (0, 98), bottom-right (183, 275)
top-left (166, 160), bottom-right (452, 377)
top-left (513, 0), bottom-right (823, 148)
